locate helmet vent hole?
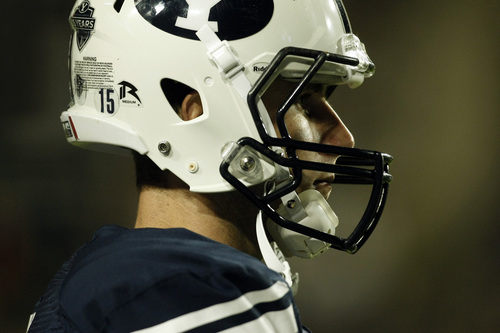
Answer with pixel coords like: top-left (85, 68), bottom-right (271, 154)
top-left (114, 0), bottom-right (125, 13)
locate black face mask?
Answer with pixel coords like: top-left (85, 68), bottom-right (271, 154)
top-left (220, 47), bottom-right (393, 254)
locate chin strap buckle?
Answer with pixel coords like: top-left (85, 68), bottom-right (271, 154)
top-left (196, 25), bottom-right (251, 100)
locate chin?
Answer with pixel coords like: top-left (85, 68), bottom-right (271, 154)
top-left (315, 184), bottom-right (332, 199)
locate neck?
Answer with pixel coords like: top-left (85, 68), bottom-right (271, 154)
top-left (134, 180), bottom-right (261, 258)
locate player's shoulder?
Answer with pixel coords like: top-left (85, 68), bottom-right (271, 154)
top-left (66, 225), bottom-right (271, 283)
top-left (59, 225), bottom-right (285, 330)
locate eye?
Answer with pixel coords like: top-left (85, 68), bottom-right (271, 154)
top-left (294, 84), bottom-right (331, 118)
top-left (298, 92), bottom-right (312, 105)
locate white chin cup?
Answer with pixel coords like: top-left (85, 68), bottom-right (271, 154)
top-left (267, 189), bottom-right (339, 259)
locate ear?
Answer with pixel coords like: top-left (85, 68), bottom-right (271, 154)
top-left (180, 91), bottom-right (203, 121)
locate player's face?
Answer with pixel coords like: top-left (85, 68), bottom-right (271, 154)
top-left (262, 78), bottom-right (354, 199)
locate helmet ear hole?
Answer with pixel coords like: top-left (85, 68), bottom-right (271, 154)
top-left (160, 78), bottom-right (202, 121)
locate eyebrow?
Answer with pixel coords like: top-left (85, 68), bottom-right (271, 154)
top-left (302, 83), bottom-right (333, 98)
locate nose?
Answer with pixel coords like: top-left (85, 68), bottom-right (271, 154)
top-left (315, 99), bottom-right (355, 149)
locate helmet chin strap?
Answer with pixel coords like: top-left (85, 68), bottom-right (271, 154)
top-left (196, 24), bottom-right (277, 139)
top-left (256, 211), bottom-right (299, 295)
top-left (196, 25), bottom-right (250, 100)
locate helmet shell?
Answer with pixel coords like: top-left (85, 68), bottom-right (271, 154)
top-left (64, 0), bottom-right (361, 192)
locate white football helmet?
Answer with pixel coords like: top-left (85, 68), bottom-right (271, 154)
top-left (62, 0), bottom-right (392, 262)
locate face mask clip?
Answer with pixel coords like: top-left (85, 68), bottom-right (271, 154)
top-left (221, 141), bottom-right (267, 185)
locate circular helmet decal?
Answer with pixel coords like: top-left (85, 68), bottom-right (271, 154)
top-left (135, 0), bottom-right (274, 40)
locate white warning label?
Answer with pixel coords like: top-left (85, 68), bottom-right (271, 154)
top-left (73, 57), bottom-right (114, 90)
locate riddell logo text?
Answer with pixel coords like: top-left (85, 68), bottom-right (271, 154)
top-left (253, 65), bottom-right (268, 72)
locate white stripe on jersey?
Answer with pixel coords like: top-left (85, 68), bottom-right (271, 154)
top-left (133, 280), bottom-right (294, 333)
top-left (220, 304), bottom-right (298, 333)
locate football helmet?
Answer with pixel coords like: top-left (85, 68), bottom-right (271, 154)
top-left (62, 0), bottom-right (392, 265)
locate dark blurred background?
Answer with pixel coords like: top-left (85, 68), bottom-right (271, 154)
top-left (1, 1), bottom-right (499, 332)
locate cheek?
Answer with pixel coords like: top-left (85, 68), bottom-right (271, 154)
top-left (284, 113), bottom-right (323, 166)
top-left (284, 112), bottom-right (317, 143)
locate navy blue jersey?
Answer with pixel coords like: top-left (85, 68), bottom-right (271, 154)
top-left (27, 225), bottom-right (308, 332)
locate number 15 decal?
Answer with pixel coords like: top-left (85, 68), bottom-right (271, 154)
top-left (97, 88), bottom-right (118, 115)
